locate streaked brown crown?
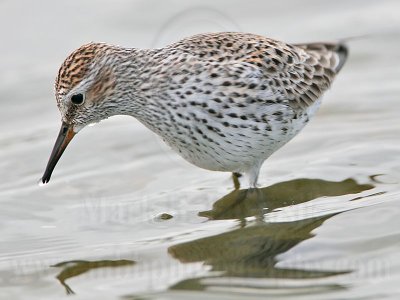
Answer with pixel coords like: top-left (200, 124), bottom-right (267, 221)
top-left (55, 43), bottom-right (111, 103)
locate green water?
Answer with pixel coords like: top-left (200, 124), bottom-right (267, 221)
top-left (1, 0), bottom-right (400, 299)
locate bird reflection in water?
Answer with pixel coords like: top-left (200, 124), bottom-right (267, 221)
top-left (202, 178), bottom-right (374, 221)
top-left (52, 178), bottom-right (374, 294)
top-left (168, 178), bottom-right (374, 291)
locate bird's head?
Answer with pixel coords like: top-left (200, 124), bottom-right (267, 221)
top-left (41, 42), bottom-right (122, 184)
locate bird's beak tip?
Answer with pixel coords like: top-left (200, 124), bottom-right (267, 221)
top-left (41, 122), bottom-right (75, 184)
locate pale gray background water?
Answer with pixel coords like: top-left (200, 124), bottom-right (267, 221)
top-left (1, 0), bottom-right (400, 299)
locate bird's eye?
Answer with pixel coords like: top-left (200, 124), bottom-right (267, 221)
top-left (70, 93), bottom-right (85, 105)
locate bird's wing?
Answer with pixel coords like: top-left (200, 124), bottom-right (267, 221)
top-left (235, 42), bottom-right (348, 110)
top-left (166, 33), bottom-right (348, 111)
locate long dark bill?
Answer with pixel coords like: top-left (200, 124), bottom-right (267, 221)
top-left (41, 122), bottom-right (75, 184)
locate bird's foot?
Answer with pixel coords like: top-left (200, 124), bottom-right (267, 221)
top-left (232, 172), bottom-right (242, 190)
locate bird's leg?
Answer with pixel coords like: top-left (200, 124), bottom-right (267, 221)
top-left (248, 164), bottom-right (261, 189)
top-left (232, 172), bottom-right (242, 190)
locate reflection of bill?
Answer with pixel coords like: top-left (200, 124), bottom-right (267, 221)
top-left (150, 7), bottom-right (241, 167)
top-left (52, 259), bottom-right (136, 295)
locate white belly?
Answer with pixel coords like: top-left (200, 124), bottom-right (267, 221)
top-left (152, 99), bottom-right (322, 173)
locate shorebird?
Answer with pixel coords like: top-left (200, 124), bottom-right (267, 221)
top-left (41, 32), bottom-right (348, 188)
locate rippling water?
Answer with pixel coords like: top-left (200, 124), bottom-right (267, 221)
top-left (1, 0), bottom-right (400, 299)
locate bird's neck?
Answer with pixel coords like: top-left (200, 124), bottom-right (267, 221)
top-left (108, 46), bottom-right (176, 136)
top-left (110, 47), bottom-right (165, 117)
